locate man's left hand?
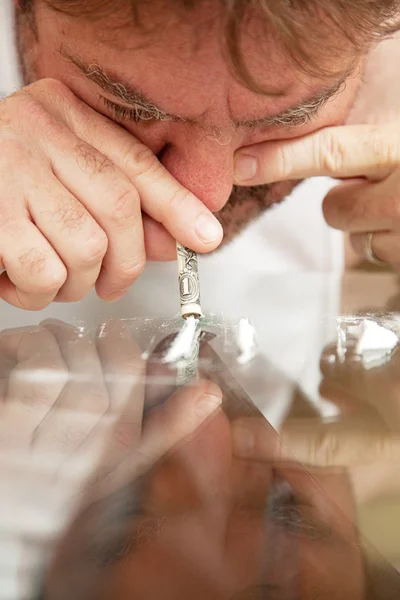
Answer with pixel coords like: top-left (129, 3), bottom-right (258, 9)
top-left (234, 123), bottom-right (400, 270)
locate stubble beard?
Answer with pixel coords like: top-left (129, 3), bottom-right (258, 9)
top-left (214, 180), bottom-right (299, 244)
top-left (15, 13), bottom-right (299, 247)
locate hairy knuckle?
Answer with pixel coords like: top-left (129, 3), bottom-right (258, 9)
top-left (75, 141), bottom-right (114, 176)
top-left (49, 196), bottom-right (88, 232)
top-left (18, 248), bottom-right (66, 289)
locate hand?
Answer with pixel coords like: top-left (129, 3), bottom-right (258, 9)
top-left (234, 123), bottom-right (400, 270)
top-left (231, 336), bottom-right (400, 504)
top-left (0, 319), bottom-right (222, 539)
top-left (44, 362), bottom-right (364, 600)
top-left (0, 80), bottom-right (223, 309)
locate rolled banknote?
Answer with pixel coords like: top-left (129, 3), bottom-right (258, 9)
top-left (176, 242), bottom-right (203, 319)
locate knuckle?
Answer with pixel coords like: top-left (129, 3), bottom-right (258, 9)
top-left (164, 187), bottom-right (193, 221)
top-left (113, 421), bottom-right (137, 450)
top-left (110, 187), bottom-right (141, 225)
top-left (52, 196), bottom-right (90, 232)
top-left (14, 90), bottom-right (62, 137)
top-left (367, 127), bottom-right (399, 166)
top-left (40, 425), bottom-right (90, 450)
top-left (31, 78), bottom-right (70, 98)
top-left (80, 230), bottom-right (109, 266)
top-left (18, 249), bottom-right (67, 292)
top-left (74, 141), bottom-right (115, 176)
top-left (26, 79), bottom-right (80, 115)
top-left (318, 132), bottom-right (347, 174)
top-left (277, 146), bottom-right (294, 180)
top-left (84, 386), bottom-right (110, 415)
top-left (122, 140), bottom-right (159, 177)
top-left (13, 366), bottom-right (68, 410)
top-left (115, 257), bottom-right (146, 286)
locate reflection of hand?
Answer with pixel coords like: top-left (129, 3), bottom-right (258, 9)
top-left (44, 368), bottom-right (364, 600)
top-left (0, 319), bottom-right (222, 539)
top-left (232, 343), bottom-right (400, 503)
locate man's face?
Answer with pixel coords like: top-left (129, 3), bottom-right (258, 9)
top-left (17, 1), bottom-right (363, 242)
top-left (45, 409), bottom-right (365, 599)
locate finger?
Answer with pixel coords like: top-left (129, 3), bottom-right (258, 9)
top-left (63, 321), bottom-right (146, 485)
top-left (25, 170), bottom-right (109, 302)
top-left (234, 124), bottom-right (399, 186)
top-left (32, 320), bottom-right (109, 458)
top-left (322, 176), bottom-right (400, 233)
top-left (101, 380), bottom-right (222, 495)
top-left (350, 230), bottom-right (400, 266)
top-left (35, 123), bottom-right (145, 301)
top-left (36, 84), bottom-right (223, 253)
top-left (142, 214), bottom-right (177, 261)
top-left (232, 417), bottom-right (284, 463)
top-left (0, 220), bottom-right (67, 311)
top-left (96, 320), bottom-right (145, 456)
top-left (0, 326), bottom-right (67, 448)
top-left (232, 415), bottom-right (398, 467)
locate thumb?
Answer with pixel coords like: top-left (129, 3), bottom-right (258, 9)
top-left (234, 124), bottom-right (399, 186)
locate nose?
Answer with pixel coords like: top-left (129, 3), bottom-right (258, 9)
top-left (159, 133), bottom-right (235, 213)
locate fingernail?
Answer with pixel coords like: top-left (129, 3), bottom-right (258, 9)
top-left (234, 154), bottom-right (257, 182)
top-left (104, 288), bottom-right (130, 302)
top-left (196, 393), bottom-right (222, 417)
top-left (195, 213), bottom-right (223, 244)
top-left (232, 424), bottom-right (254, 457)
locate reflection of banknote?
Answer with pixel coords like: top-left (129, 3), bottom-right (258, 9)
top-left (177, 242), bottom-right (203, 319)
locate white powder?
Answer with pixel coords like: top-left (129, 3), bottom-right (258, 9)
top-left (163, 316), bottom-right (198, 364)
top-left (352, 319), bottom-right (398, 369)
top-left (236, 318), bottom-right (257, 365)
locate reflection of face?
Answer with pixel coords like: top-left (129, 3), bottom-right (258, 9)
top-left (18, 2), bottom-right (363, 242)
top-left (45, 410), bottom-right (365, 600)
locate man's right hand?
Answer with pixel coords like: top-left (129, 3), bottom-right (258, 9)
top-left (0, 79), bottom-right (223, 310)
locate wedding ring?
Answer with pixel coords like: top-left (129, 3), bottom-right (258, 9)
top-left (362, 232), bottom-right (387, 267)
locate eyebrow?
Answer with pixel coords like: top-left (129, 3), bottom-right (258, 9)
top-left (63, 49), bottom-right (350, 130)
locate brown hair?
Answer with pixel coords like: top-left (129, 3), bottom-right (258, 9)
top-left (19, 0), bottom-right (400, 89)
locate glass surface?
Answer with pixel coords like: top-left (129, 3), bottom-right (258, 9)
top-left (0, 271), bottom-right (400, 599)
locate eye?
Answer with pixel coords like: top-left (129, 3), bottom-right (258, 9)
top-left (268, 476), bottom-right (331, 540)
top-left (101, 97), bottom-right (156, 123)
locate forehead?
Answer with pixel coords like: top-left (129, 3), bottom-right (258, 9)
top-left (37, 1), bottom-right (357, 119)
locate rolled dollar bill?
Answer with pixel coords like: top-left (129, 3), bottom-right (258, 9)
top-left (177, 242), bottom-right (203, 319)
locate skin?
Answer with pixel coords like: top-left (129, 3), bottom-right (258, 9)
top-left (1, 317), bottom-right (399, 598)
top-left (43, 398), bottom-right (365, 600)
top-left (234, 31), bottom-right (400, 269)
top-left (1, 0), bottom-right (364, 310)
